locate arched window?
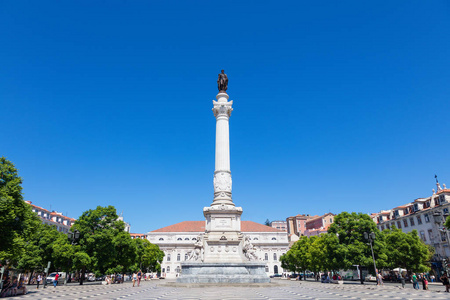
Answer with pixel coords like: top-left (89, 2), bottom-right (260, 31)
top-left (167, 254), bottom-right (171, 262)
top-left (159, 238), bottom-right (164, 241)
top-left (167, 266), bottom-right (170, 273)
top-left (274, 265), bottom-right (279, 274)
top-left (265, 265), bottom-right (269, 272)
top-left (177, 254), bottom-right (181, 261)
top-left (192, 238), bottom-right (197, 240)
top-left (185, 238), bottom-right (189, 240)
top-left (264, 253), bottom-right (268, 261)
top-left (185, 254), bottom-right (189, 260)
top-left (162, 268), bottom-right (165, 273)
top-left (177, 238), bottom-right (182, 241)
top-left (272, 237), bottom-right (277, 240)
top-left (176, 266), bottom-right (181, 273)
top-left (253, 238), bottom-right (258, 240)
top-left (273, 253), bottom-right (277, 261)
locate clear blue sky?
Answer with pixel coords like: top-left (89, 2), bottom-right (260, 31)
top-left (1, 1), bottom-right (449, 233)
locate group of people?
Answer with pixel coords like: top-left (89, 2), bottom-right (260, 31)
top-left (131, 270), bottom-right (143, 287)
top-left (0, 276), bottom-right (27, 297)
top-left (411, 273), bottom-right (429, 290)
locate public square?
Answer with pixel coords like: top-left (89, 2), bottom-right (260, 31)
top-left (17, 280), bottom-right (450, 300)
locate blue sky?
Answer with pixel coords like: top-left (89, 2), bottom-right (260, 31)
top-left (1, 1), bottom-right (449, 233)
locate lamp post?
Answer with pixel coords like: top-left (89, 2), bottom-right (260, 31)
top-left (65, 230), bottom-right (80, 285)
top-left (364, 232), bottom-right (378, 281)
top-left (434, 211), bottom-right (450, 275)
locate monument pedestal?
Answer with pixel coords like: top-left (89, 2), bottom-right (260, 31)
top-left (177, 262), bottom-right (269, 283)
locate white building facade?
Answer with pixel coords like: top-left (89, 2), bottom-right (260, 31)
top-left (373, 184), bottom-right (450, 274)
top-left (147, 221), bottom-right (289, 279)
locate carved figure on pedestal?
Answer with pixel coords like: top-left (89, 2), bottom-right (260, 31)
top-left (217, 70), bottom-right (228, 92)
top-left (187, 234), bottom-right (204, 262)
top-left (243, 236), bottom-right (259, 261)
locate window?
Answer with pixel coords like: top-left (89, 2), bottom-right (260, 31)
top-left (330, 218), bottom-right (332, 223)
top-left (417, 215), bottom-right (422, 225)
top-left (273, 253), bottom-right (277, 261)
top-left (428, 229), bottom-right (434, 240)
top-left (185, 254), bottom-right (188, 260)
top-left (397, 221), bottom-right (402, 228)
top-left (386, 224), bottom-right (390, 229)
top-left (380, 225), bottom-right (385, 230)
top-left (271, 237), bottom-right (277, 240)
top-left (265, 253), bottom-right (268, 261)
top-left (403, 219), bottom-right (408, 227)
top-left (444, 208), bottom-right (449, 214)
top-left (424, 214), bottom-right (430, 223)
top-left (177, 254), bottom-right (180, 261)
top-left (420, 231), bottom-right (426, 242)
top-left (167, 266), bottom-right (170, 273)
top-left (159, 238), bottom-right (164, 241)
top-left (410, 218), bottom-right (415, 226)
top-left (253, 238), bottom-right (258, 240)
top-left (167, 254), bottom-right (171, 262)
top-left (192, 238), bottom-right (196, 240)
top-left (274, 265), bottom-right (279, 274)
top-left (265, 266), bottom-right (269, 272)
top-left (177, 238), bottom-right (182, 241)
top-left (185, 238), bottom-right (189, 240)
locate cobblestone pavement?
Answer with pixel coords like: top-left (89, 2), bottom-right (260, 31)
top-left (17, 280), bottom-right (450, 299)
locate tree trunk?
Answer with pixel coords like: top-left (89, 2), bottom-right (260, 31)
top-left (27, 270), bottom-right (34, 285)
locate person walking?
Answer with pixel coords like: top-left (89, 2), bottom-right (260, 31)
top-left (377, 273), bottom-right (383, 286)
top-left (36, 274), bottom-right (42, 289)
top-left (132, 272), bottom-right (137, 287)
top-left (440, 273), bottom-right (450, 292)
top-left (53, 273), bottom-right (59, 292)
top-left (422, 274), bottom-right (428, 290)
top-left (412, 273), bottom-right (419, 289)
top-left (137, 270), bottom-right (142, 287)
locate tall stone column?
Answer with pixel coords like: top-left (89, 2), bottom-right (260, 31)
top-left (212, 92), bottom-right (234, 206)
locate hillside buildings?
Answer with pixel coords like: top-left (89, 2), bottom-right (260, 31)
top-left (25, 200), bottom-right (76, 234)
top-left (371, 182), bottom-right (450, 275)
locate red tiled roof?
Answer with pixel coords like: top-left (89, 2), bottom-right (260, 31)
top-left (130, 233), bottom-right (146, 237)
top-left (151, 221), bottom-right (284, 233)
top-left (437, 189), bottom-right (450, 195)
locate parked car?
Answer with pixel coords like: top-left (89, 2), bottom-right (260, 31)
top-left (365, 275), bottom-right (376, 282)
top-left (95, 275), bottom-right (107, 281)
top-left (88, 274), bottom-right (96, 282)
top-left (270, 274), bottom-right (282, 278)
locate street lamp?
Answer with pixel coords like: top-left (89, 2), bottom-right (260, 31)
top-left (65, 230), bottom-right (80, 285)
top-left (364, 232), bottom-right (378, 281)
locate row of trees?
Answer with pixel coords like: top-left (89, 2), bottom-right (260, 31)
top-left (281, 212), bottom-right (433, 277)
top-left (0, 157), bottom-right (164, 283)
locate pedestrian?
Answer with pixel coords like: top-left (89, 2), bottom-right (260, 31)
top-left (431, 274), bottom-right (435, 282)
top-left (53, 273), bottom-right (59, 292)
top-left (412, 273), bottom-right (419, 289)
top-left (137, 269), bottom-right (142, 287)
top-left (422, 274), bottom-right (428, 290)
top-left (440, 273), bottom-right (450, 292)
top-left (36, 274), bottom-right (42, 289)
top-left (377, 273), bottom-right (383, 286)
top-left (132, 272), bottom-right (137, 287)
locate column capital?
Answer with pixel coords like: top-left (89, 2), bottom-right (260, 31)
top-left (212, 100), bottom-right (233, 118)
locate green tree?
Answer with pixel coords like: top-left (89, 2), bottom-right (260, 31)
top-left (133, 238), bottom-right (164, 273)
top-left (0, 157), bottom-right (40, 264)
top-left (71, 205), bottom-right (124, 281)
top-left (264, 219), bottom-right (271, 226)
top-left (327, 212), bottom-right (388, 274)
top-left (383, 226), bottom-right (432, 272)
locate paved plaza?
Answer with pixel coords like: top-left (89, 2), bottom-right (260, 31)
top-left (16, 280), bottom-right (450, 299)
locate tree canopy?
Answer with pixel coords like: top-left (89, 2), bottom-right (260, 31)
top-left (281, 212), bottom-right (432, 275)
